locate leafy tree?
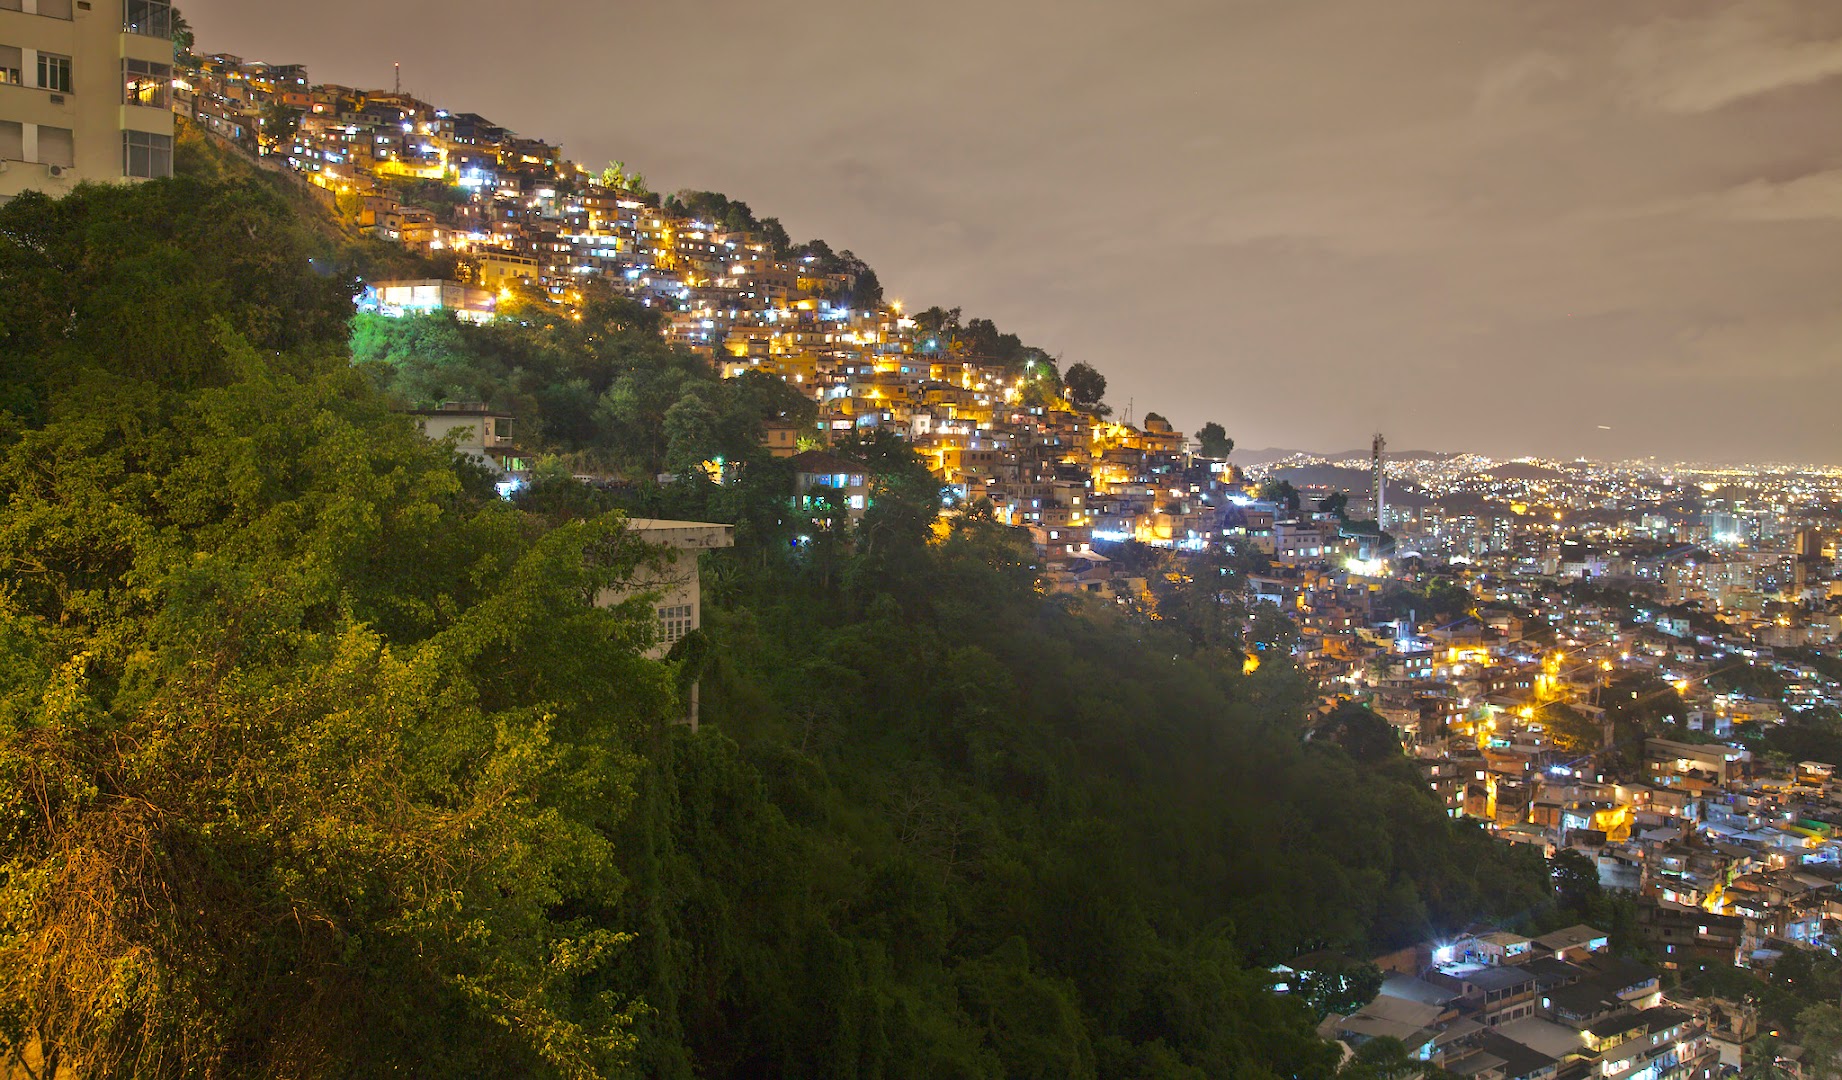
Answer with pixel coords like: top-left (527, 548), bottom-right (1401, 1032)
top-left (1297, 959), bottom-right (1384, 1019)
top-left (1318, 704), bottom-right (1408, 765)
top-left (1339, 1036), bottom-right (1454, 1079)
top-left (756, 216), bottom-right (793, 259)
top-left (0, 362), bottom-right (673, 1077)
top-left (1549, 849), bottom-right (1603, 918)
top-left (1257, 479), bottom-right (1303, 517)
top-left (599, 160), bottom-right (646, 195)
top-left (663, 391), bottom-right (721, 475)
top-left (1196, 422), bottom-right (1233, 458)
top-left (1063, 362), bottom-right (1107, 409)
top-left (257, 102), bottom-right (302, 154)
top-left (664, 190), bottom-right (759, 233)
top-left (171, 5), bottom-right (195, 61)
top-left (1543, 702), bottom-right (1604, 753)
top-left (1318, 491), bottom-right (1350, 520)
top-left (1798, 1003), bottom-right (1842, 1079)
top-left (912, 306), bottom-right (961, 353)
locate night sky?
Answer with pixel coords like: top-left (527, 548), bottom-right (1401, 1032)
top-left (185, 0), bottom-right (1842, 464)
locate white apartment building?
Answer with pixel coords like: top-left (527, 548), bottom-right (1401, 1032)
top-left (1, 0), bottom-right (174, 201)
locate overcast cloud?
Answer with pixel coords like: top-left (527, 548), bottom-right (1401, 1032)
top-left (185, 0), bottom-right (1842, 463)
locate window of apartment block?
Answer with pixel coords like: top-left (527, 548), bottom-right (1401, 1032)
top-left (123, 129), bottom-right (171, 178)
top-left (38, 0), bottom-right (74, 17)
top-left (0, 121), bottom-right (22, 162)
top-left (37, 53), bottom-right (71, 93)
top-left (37, 125), bottom-right (74, 167)
top-left (122, 0), bottom-right (172, 37)
top-left (0, 45), bottom-right (19, 84)
top-left (0, 1), bottom-right (19, 13)
top-left (122, 58), bottom-right (170, 107)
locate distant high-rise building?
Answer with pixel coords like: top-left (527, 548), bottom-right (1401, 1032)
top-left (1371, 433), bottom-right (1387, 527)
top-left (1, 0), bottom-right (175, 202)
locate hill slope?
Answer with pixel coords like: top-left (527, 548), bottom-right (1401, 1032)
top-left (0, 172), bottom-right (1554, 1078)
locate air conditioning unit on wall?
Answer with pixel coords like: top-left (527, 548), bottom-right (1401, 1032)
top-left (48, 164), bottom-right (69, 178)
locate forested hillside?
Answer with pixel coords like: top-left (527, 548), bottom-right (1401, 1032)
top-left (0, 163), bottom-right (1555, 1078)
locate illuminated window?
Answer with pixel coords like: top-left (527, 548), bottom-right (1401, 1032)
top-left (0, 46), bottom-right (18, 85)
top-left (122, 58), bottom-right (171, 107)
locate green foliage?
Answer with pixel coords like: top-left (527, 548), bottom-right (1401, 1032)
top-left (1196, 422), bottom-right (1233, 458)
top-left (663, 190), bottom-right (761, 233)
top-left (0, 376), bottom-right (677, 1074)
top-left (1549, 849), bottom-right (1602, 918)
top-left (352, 291), bottom-right (812, 478)
top-left (1297, 958), bottom-right (1385, 1020)
top-left (171, 5), bottom-right (195, 61)
top-left (1599, 672), bottom-right (1690, 756)
top-left (0, 174), bottom-right (684, 1078)
top-left (0, 177), bottom-right (353, 405)
top-left (1379, 577), bottom-right (1473, 625)
top-left (0, 172), bottom-right (1560, 1078)
top-left (598, 160), bottom-right (646, 196)
top-left (1751, 709), bottom-right (1842, 772)
top-left (1257, 479), bottom-right (1303, 517)
top-left (1064, 361), bottom-right (1108, 409)
top-left (579, 482), bottom-right (1553, 1075)
top-left (1543, 702), bottom-right (1603, 753)
top-left (1801, 1003), bottom-right (1842, 1079)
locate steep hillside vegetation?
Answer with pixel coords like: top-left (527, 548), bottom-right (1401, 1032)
top-left (0, 174), bottom-right (1553, 1078)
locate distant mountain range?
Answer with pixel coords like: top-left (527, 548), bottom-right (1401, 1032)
top-left (1233, 447), bottom-right (1458, 467)
top-left (1259, 464), bottom-right (1436, 508)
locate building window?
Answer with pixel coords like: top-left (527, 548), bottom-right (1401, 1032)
top-left (122, 59), bottom-right (170, 107)
top-left (37, 125), bottom-right (74, 168)
top-left (0, 45), bottom-right (18, 84)
top-left (123, 129), bottom-right (172, 178)
top-left (0, 120), bottom-right (22, 162)
top-left (122, 0), bottom-right (172, 37)
top-left (37, 53), bottom-right (72, 93)
top-left (656, 603), bottom-right (694, 646)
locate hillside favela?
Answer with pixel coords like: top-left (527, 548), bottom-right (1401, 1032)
top-left (2, 2), bottom-right (1840, 1078)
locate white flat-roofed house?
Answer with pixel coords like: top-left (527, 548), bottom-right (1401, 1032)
top-left (408, 402), bottom-right (523, 490)
top-left (361, 279), bottom-right (496, 323)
